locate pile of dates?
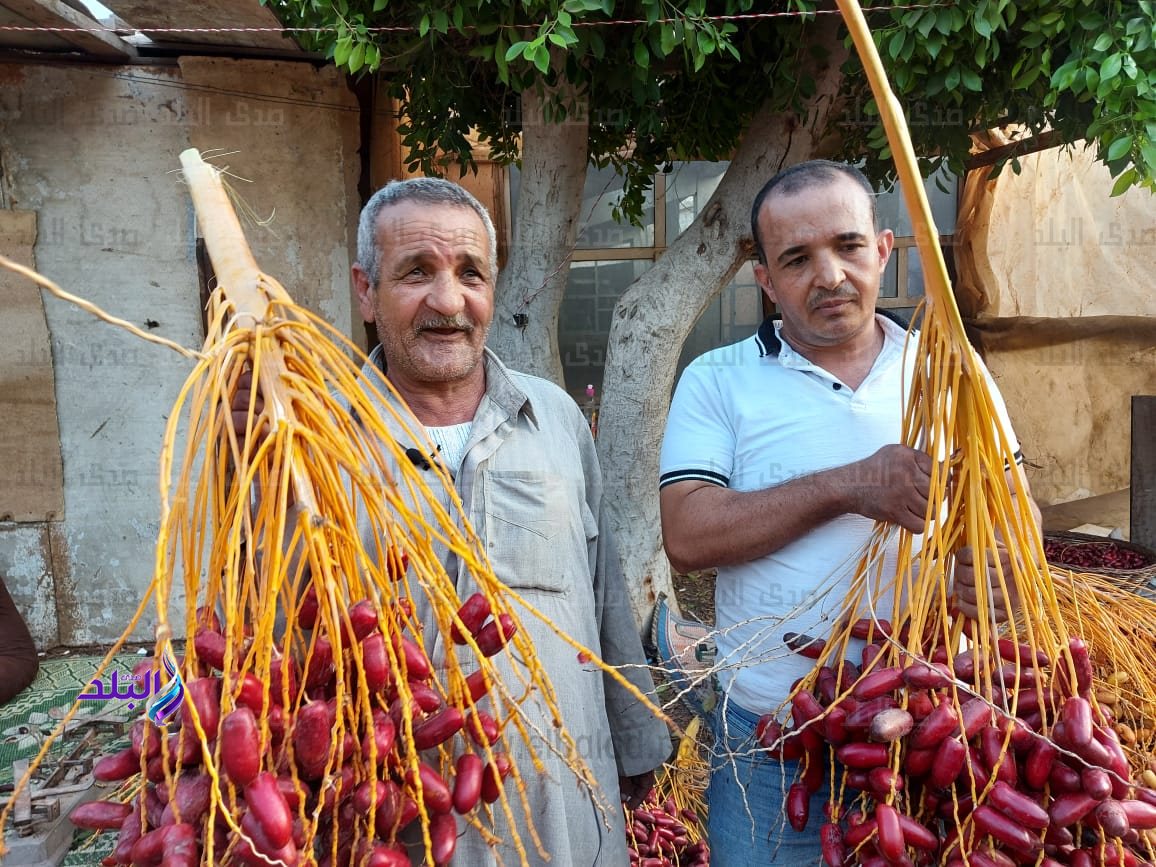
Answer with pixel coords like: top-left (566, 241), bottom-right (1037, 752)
top-left (71, 591), bottom-right (517, 866)
top-left (762, 622), bottom-right (1156, 866)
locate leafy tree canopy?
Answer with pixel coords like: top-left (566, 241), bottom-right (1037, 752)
top-left (267, 0), bottom-right (1156, 213)
top-left (268, 0), bottom-right (816, 219)
top-left (845, 0), bottom-right (1156, 195)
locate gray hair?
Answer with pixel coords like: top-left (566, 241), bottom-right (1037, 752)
top-left (356, 177), bottom-right (499, 288)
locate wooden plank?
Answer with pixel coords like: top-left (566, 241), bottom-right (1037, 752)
top-left (100, 0), bottom-right (300, 51)
top-left (0, 0), bottom-right (135, 58)
top-left (1132, 396), bottom-right (1156, 550)
top-left (0, 4), bottom-right (76, 50)
top-left (964, 130), bottom-right (1068, 170)
top-left (1040, 488), bottom-right (1131, 534)
top-left (0, 211), bottom-right (65, 522)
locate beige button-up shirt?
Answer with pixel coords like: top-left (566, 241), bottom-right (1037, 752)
top-left (355, 347), bottom-right (670, 866)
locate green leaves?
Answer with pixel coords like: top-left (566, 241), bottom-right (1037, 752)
top-left (1106, 135), bottom-right (1132, 162)
top-left (348, 40), bottom-right (365, 73)
top-left (531, 42), bottom-right (550, 74)
top-left (696, 28), bottom-right (714, 57)
top-left (1101, 52), bottom-right (1124, 81)
top-left (270, 0), bottom-right (1156, 200)
top-left (1051, 60), bottom-right (1079, 91)
top-left (851, 0), bottom-right (1156, 195)
top-left (915, 12), bottom-right (936, 39)
top-left (887, 29), bottom-right (906, 61)
top-left (1111, 167), bottom-right (1138, 197)
top-left (633, 40), bottom-right (649, 69)
top-left (333, 34), bottom-right (352, 67)
top-left (505, 38), bottom-right (551, 74)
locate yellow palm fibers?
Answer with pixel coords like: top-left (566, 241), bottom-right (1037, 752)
top-left (653, 717), bottom-right (708, 842)
top-left (0, 151), bottom-right (668, 865)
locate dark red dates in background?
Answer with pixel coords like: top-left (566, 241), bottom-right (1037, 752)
top-left (1043, 538), bottom-right (1151, 571)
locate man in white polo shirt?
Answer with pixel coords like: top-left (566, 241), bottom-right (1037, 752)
top-left (658, 161), bottom-right (1037, 864)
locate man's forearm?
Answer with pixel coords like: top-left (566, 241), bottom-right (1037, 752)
top-left (661, 466), bottom-right (858, 574)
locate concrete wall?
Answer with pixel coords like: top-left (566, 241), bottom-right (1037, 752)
top-left (0, 59), bottom-right (359, 645)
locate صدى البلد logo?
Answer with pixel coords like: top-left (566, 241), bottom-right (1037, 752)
top-left (78, 641), bottom-right (185, 722)
top-left (146, 642), bottom-right (185, 725)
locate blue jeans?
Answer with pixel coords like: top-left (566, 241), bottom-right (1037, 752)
top-left (706, 701), bottom-right (829, 866)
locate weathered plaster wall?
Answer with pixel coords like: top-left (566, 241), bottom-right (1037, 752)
top-left (0, 524), bottom-right (60, 647)
top-left (0, 60), bottom-right (359, 645)
top-left (180, 57), bottom-right (360, 328)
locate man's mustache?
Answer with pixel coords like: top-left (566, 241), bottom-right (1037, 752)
top-left (807, 285), bottom-right (858, 311)
top-left (415, 315), bottom-right (475, 333)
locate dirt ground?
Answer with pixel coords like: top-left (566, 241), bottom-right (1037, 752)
top-left (672, 569), bottom-right (716, 625)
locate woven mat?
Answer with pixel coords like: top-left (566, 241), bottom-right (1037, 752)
top-left (1, 653), bottom-right (144, 865)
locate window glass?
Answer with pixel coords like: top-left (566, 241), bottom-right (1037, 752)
top-left (874, 163), bottom-right (956, 237)
top-left (509, 164), bottom-right (655, 249)
top-left (907, 248), bottom-right (926, 299)
top-left (676, 260), bottom-right (765, 380)
top-left (558, 259), bottom-right (651, 400)
top-left (881, 252), bottom-right (899, 299)
top-left (575, 166), bottom-right (655, 249)
top-left (874, 165), bottom-right (955, 302)
top-left (664, 162), bottom-right (729, 243)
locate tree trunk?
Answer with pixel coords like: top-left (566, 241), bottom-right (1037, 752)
top-left (489, 82), bottom-right (588, 383)
top-left (598, 19), bottom-right (850, 629)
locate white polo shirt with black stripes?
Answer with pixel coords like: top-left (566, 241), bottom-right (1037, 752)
top-left (659, 313), bottom-right (1022, 714)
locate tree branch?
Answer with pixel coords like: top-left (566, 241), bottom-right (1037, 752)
top-left (488, 79), bottom-right (589, 382)
top-left (964, 130), bottom-right (1071, 170)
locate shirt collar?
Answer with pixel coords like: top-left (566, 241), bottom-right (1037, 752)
top-left (364, 345), bottom-right (538, 429)
top-left (478, 347), bottom-right (540, 430)
top-left (755, 309), bottom-right (911, 358)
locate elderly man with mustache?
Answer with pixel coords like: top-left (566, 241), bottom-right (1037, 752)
top-left (237, 178), bottom-right (669, 864)
top-left (344, 178), bottom-right (670, 865)
top-left (658, 161), bottom-right (1037, 865)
